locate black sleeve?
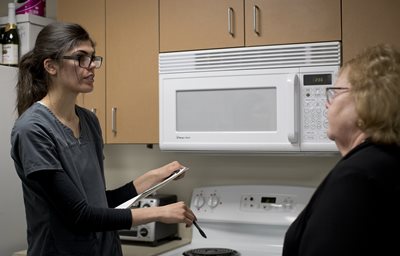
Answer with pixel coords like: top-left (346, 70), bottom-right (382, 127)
top-left (30, 170), bottom-right (133, 232)
top-left (106, 181), bottom-right (138, 208)
top-left (297, 173), bottom-right (375, 256)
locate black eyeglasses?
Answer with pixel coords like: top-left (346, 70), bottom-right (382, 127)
top-left (325, 87), bottom-right (350, 104)
top-left (62, 55), bottom-right (103, 69)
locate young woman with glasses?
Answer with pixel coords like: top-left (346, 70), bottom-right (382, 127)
top-left (11, 22), bottom-right (196, 256)
top-left (283, 44), bottom-right (400, 256)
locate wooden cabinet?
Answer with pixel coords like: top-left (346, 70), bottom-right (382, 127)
top-left (342, 0), bottom-right (400, 62)
top-left (57, 0), bottom-right (106, 140)
top-left (58, 0), bottom-right (159, 144)
top-left (105, 0), bottom-right (159, 143)
top-left (244, 0), bottom-right (341, 46)
top-left (160, 0), bottom-right (341, 52)
top-left (160, 0), bottom-right (244, 52)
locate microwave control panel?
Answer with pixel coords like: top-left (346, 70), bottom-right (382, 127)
top-left (300, 70), bottom-right (338, 144)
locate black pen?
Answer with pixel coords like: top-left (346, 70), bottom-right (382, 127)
top-left (193, 220), bottom-right (207, 238)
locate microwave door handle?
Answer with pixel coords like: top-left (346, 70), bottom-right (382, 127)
top-left (287, 74), bottom-right (299, 144)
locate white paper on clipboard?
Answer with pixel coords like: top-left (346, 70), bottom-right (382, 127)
top-left (115, 167), bottom-right (189, 209)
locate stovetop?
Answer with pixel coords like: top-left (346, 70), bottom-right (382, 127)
top-left (182, 248), bottom-right (239, 256)
top-left (159, 243), bottom-right (282, 256)
top-left (157, 185), bottom-right (314, 256)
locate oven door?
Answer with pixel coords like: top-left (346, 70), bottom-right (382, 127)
top-left (159, 68), bottom-right (300, 152)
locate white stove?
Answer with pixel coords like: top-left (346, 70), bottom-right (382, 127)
top-left (159, 185), bottom-right (314, 256)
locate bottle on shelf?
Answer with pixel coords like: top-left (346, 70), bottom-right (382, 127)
top-left (2, 2), bottom-right (20, 67)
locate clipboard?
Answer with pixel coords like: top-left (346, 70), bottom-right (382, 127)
top-left (115, 167), bottom-right (189, 209)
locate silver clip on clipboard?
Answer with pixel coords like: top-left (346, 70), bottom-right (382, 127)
top-left (115, 167), bottom-right (189, 209)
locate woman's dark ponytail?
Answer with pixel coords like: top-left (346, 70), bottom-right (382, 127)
top-left (17, 51), bottom-right (48, 116)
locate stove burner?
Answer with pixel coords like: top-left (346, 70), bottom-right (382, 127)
top-left (183, 248), bottom-right (240, 256)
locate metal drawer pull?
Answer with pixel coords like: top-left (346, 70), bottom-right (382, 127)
top-left (91, 108), bottom-right (97, 114)
top-left (228, 7), bottom-right (234, 37)
top-left (253, 5), bottom-right (260, 36)
top-left (112, 107), bottom-right (117, 134)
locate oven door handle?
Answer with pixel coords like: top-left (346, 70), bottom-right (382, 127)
top-left (286, 73), bottom-right (299, 144)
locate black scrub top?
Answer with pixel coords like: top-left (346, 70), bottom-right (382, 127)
top-left (11, 103), bottom-right (134, 256)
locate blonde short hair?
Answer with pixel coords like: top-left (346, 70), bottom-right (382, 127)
top-left (344, 44), bottom-right (400, 144)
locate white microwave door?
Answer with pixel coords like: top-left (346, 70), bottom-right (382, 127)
top-left (160, 69), bottom-right (300, 151)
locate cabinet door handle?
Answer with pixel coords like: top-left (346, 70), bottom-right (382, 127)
top-left (91, 108), bottom-right (97, 114)
top-left (111, 107), bottom-right (117, 134)
top-left (253, 5), bottom-right (260, 36)
top-left (228, 7), bottom-right (234, 37)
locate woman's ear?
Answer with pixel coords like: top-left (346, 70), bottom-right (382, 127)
top-left (43, 58), bottom-right (58, 75)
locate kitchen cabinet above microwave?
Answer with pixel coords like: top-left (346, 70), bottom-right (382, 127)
top-left (159, 0), bottom-right (341, 52)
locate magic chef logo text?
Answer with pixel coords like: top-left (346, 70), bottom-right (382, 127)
top-left (176, 136), bottom-right (191, 140)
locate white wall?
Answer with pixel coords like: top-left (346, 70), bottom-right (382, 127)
top-left (104, 145), bottom-right (339, 204)
top-left (0, 67), bottom-right (26, 256)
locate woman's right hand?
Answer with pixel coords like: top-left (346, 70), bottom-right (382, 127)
top-left (130, 201), bottom-right (196, 227)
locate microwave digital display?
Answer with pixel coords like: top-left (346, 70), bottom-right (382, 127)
top-left (304, 74), bottom-right (332, 86)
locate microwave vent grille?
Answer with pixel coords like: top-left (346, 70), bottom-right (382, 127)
top-left (159, 41), bottom-right (341, 74)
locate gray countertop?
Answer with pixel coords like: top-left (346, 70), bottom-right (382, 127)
top-left (122, 238), bottom-right (190, 256)
top-left (13, 224), bottom-right (192, 256)
top-left (13, 238), bottom-right (190, 256)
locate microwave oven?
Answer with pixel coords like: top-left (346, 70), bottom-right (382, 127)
top-left (159, 42), bottom-right (341, 153)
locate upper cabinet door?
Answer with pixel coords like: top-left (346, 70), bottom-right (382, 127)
top-left (160, 0), bottom-right (244, 52)
top-left (245, 0), bottom-right (341, 46)
top-left (106, 0), bottom-right (159, 143)
top-left (342, 0), bottom-right (400, 62)
top-left (160, 0), bottom-right (340, 52)
top-left (57, 0), bottom-right (106, 140)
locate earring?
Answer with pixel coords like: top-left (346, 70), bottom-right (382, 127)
top-left (357, 119), bottom-right (364, 128)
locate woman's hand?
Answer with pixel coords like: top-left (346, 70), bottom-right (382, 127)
top-left (130, 201), bottom-right (196, 227)
top-left (133, 161), bottom-right (186, 194)
top-left (156, 161), bottom-right (186, 180)
top-left (157, 202), bottom-right (196, 227)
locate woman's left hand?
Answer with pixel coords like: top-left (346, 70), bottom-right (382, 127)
top-left (133, 161), bottom-right (187, 194)
top-left (158, 161), bottom-right (186, 180)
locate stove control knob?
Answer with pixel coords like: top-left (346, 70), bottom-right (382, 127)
top-left (207, 194), bottom-right (219, 208)
top-left (193, 194), bottom-right (206, 209)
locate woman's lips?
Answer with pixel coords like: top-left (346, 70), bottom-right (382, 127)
top-left (84, 75), bottom-right (94, 82)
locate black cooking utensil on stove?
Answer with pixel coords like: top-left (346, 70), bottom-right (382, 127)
top-left (193, 220), bottom-right (207, 238)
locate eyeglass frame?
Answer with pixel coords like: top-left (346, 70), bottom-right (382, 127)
top-left (62, 54), bottom-right (103, 69)
top-left (325, 87), bottom-right (350, 104)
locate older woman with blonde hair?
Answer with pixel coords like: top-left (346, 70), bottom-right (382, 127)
top-left (283, 44), bottom-right (400, 256)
